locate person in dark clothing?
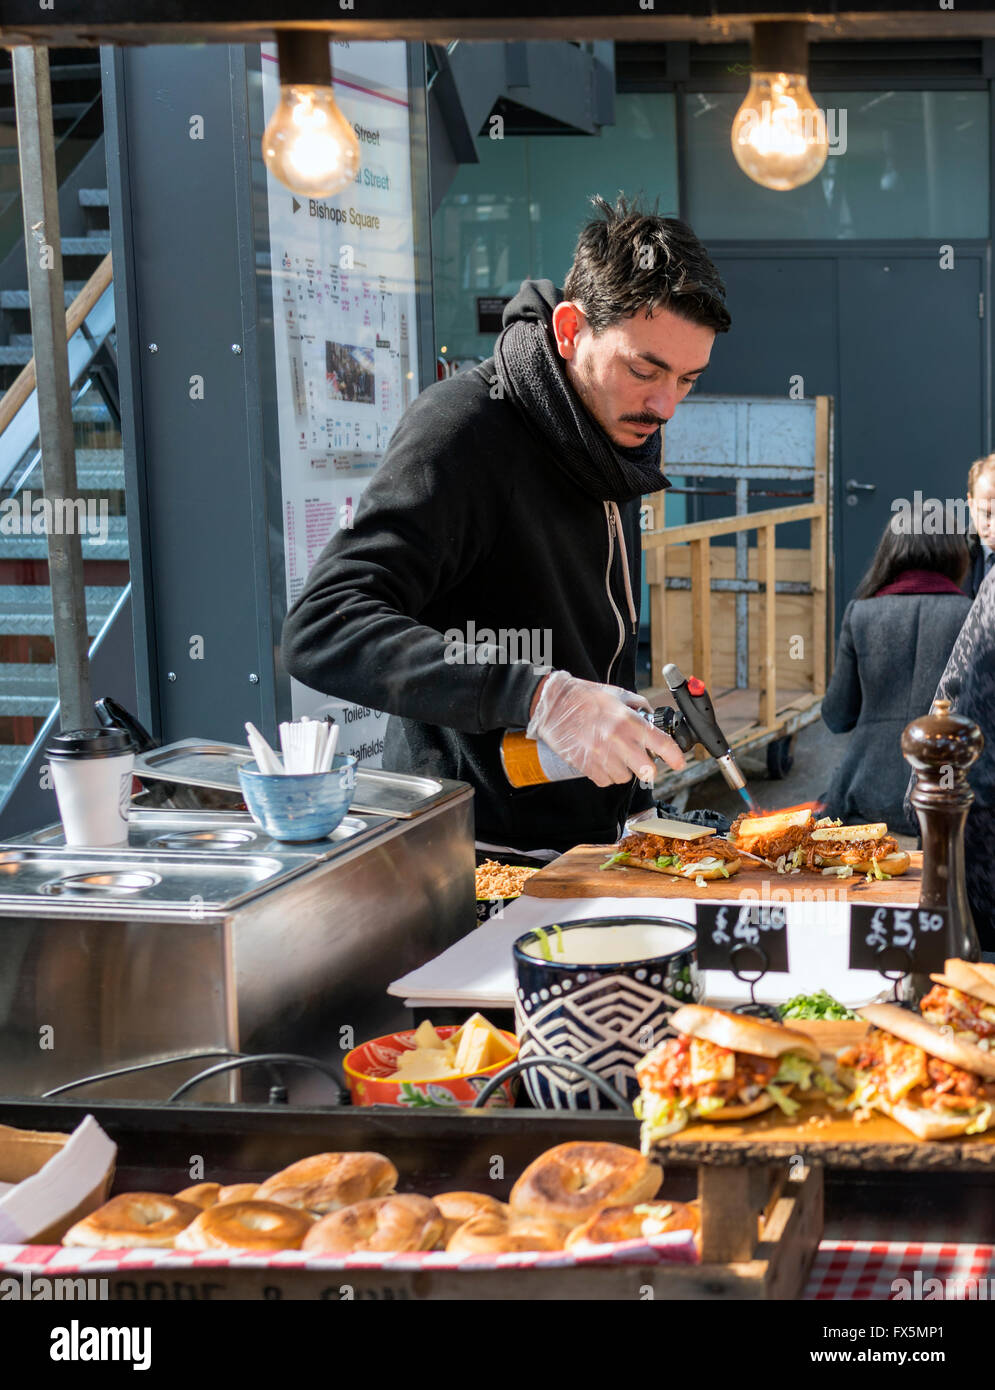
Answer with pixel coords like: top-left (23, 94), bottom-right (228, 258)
top-left (908, 567), bottom-right (995, 949)
top-left (964, 453), bottom-right (995, 598)
top-left (281, 198), bottom-right (731, 854)
top-left (820, 512), bottom-right (971, 834)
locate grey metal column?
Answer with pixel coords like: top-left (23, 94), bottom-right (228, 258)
top-left (12, 45), bottom-right (92, 731)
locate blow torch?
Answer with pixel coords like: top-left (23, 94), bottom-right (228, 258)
top-left (501, 662), bottom-right (757, 812)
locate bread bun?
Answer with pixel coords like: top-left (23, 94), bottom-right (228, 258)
top-left (930, 959), bottom-right (995, 1009)
top-left (302, 1194), bottom-right (444, 1254)
top-left (627, 855), bottom-right (742, 881)
top-left (446, 1213), bottom-right (566, 1255)
top-left (668, 1004), bottom-right (821, 1063)
top-left (174, 1200), bottom-right (314, 1252)
top-left (509, 1142), bottom-right (662, 1228)
top-left (859, 1003), bottom-right (995, 1079)
top-left (432, 1191), bottom-right (508, 1244)
top-left (255, 1152), bottom-right (397, 1214)
top-left (64, 1194), bottom-right (201, 1248)
top-left (817, 850), bottom-right (910, 876)
top-left (565, 1199), bottom-right (700, 1249)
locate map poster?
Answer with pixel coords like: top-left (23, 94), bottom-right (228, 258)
top-left (263, 40), bottom-right (419, 764)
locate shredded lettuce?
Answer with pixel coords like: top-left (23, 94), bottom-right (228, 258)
top-left (764, 1082), bottom-right (801, 1117)
top-left (695, 1095), bottom-right (727, 1116)
top-left (635, 1092), bottom-right (690, 1149)
top-left (774, 1052), bottom-right (816, 1090)
top-left (655, 854), bottom-right (678, 868)
top-left (965, 1104), bottom-right (992, 1136)
top-left (813, 1071), bottom-right (846, 1097)
top-left (599, 851), bottom-right (630, 870)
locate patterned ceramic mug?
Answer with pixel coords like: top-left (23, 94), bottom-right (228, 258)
top-left (513, 916), bottom-right (701, 1110)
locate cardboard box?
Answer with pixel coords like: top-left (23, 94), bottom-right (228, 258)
top-left (0, 1116), bottom-right (115, 1243)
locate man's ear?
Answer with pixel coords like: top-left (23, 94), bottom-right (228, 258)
top-left (552, 301), bottom-right (587, 361)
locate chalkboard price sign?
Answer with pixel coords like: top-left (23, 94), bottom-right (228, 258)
top-left (695, 901), bottom-right (790, 973)
top-left (848, 903), bottom-right (948, 975)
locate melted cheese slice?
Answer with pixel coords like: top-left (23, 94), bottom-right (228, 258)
top-left (881, 1037), bottom-right (928, 1103)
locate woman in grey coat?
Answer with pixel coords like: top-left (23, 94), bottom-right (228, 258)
top-left (820, 518), bottom-right (971, 834)
top-left (915, 568), bottom-right (995, 949)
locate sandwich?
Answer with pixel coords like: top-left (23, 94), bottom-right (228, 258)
top-left (728, 809), bottom-right (910, 879)
top-left (919, 959), bottom-right (995, 1047)
top-left (798, 819), bottom-right (910, 880)
top-left (634, 1004), bottom-right (832, 1145)
top-left (604, 813), bottom-right (742, 883)
top-left (727, 807), bottom-right (814, 865)
top-left (836, 1002), bottom-right (995, 1139)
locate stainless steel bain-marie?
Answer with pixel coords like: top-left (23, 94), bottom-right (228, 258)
top-left (0, 777), bottom-right (475, 1102)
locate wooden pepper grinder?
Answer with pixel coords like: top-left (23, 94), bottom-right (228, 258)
top-left (901, 698), bottom-right (984, 994)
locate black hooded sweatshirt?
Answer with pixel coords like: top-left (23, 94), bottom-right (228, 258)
top-left (280, 281), bottom-right (663, 853)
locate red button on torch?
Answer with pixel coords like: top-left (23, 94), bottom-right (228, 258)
top-left (686, 676), bottom-right (706, 697)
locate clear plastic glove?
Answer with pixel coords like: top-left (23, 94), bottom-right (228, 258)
top-left (526, 670), bottom-right (685, 788)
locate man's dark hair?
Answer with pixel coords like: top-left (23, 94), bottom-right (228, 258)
top-left (563, 195), bottom-right (731, 335)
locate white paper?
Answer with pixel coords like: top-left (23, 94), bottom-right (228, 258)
top-left (0, 1116), bottom-right (116, 1244)
top-left (388, 895), bottom-right (890, 1010)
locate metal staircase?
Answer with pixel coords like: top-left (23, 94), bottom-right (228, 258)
top-left (0, 48), bottom-right (126, 809)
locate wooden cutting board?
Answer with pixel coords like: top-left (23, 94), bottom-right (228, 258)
top-left (523, 845), bottom-right (923, 903)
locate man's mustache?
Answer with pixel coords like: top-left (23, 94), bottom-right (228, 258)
top-left (620, 415), bottom-right (665, 427)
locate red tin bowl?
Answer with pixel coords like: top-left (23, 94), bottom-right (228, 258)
top-left (343, 1024), bottom-right (519, 1110)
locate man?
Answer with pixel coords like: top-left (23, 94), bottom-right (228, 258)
top-left (965, 453), bottom-right (995, 598)
top-left (281, 197), bottom-right (731, 855)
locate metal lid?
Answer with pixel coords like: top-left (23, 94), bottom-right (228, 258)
top-left (46, 727), bottom-right (134, 759)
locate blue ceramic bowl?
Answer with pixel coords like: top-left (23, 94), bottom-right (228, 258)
top-left (513, 916), bottom-right (701, 1110)
top-left (237, 756), bottom-right (358, 842)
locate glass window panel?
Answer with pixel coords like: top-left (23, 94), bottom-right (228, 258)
top-left (687, 89), bottom-right (989, 239)
top-left (432, 93), bottom-right (678, 360)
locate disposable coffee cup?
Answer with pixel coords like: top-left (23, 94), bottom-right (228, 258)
top-left (46, 727), bottom-right (135, 848)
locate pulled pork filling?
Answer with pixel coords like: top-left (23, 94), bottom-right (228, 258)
top-left (837, 1027), bottom-right (995, 1112)
top-left (636, 1034), bottom-right (779, 1105)
top-left (798, 835), bottom-right (898, 867)
top-left (920, 984), bottom-right (995, 1041)
top-left (617, 831), bottom-right (741, 866)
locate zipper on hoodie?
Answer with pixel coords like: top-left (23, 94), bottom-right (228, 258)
top-left (604, 502), bottom-right (627, 684)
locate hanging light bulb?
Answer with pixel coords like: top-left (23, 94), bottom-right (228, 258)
top-left (731, 22), bottom-right (828, 191)
top-left (263, 32), bottom-right (360, 198)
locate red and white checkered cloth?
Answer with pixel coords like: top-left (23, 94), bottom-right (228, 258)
top-left (805, 1241), bottom-right (995, 1300)
top-left (3, 1238), bottom-right (991, 1295)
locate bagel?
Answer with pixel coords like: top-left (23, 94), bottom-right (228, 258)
top-left (63, 1194), bottom-right (201, 1249)
top-left (174, 1200), bottom-right (314, 1252)
top-left (446, 1212), bottom-right (566, 1255)
top-left (174, 1182), bottom-right (222, 1209)
top-left (302, 1194), bottom-right (444, 1254)
top-left (255, 1152), bottom-right (397, 1214)
top-left (565, 1199), bottom-right (700, 1250)
top-left (432, 1191), bottom-right (509, 1244)
top-left (509, 1142), bottom-right (662, 1228)
top-left (218, 1183), bottom-right (260, 1204)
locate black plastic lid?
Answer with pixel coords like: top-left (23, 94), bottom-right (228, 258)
top-left (46, 727), bottom-right (135, 759)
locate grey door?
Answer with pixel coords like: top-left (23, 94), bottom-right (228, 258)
top-left (837, 252), bottom-right (988, 601)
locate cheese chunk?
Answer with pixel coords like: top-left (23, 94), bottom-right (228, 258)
top-left (689, 1037), bottom-right (736, 1085)
top-left (411, 1019), bottom-right (448, 1050)
top-left (453, 1013), bottom-right (516, 1074)
top-left (393, 1048), bottom-right (460, 1080)
top-left (625, 813), bottom-right (711, 841)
